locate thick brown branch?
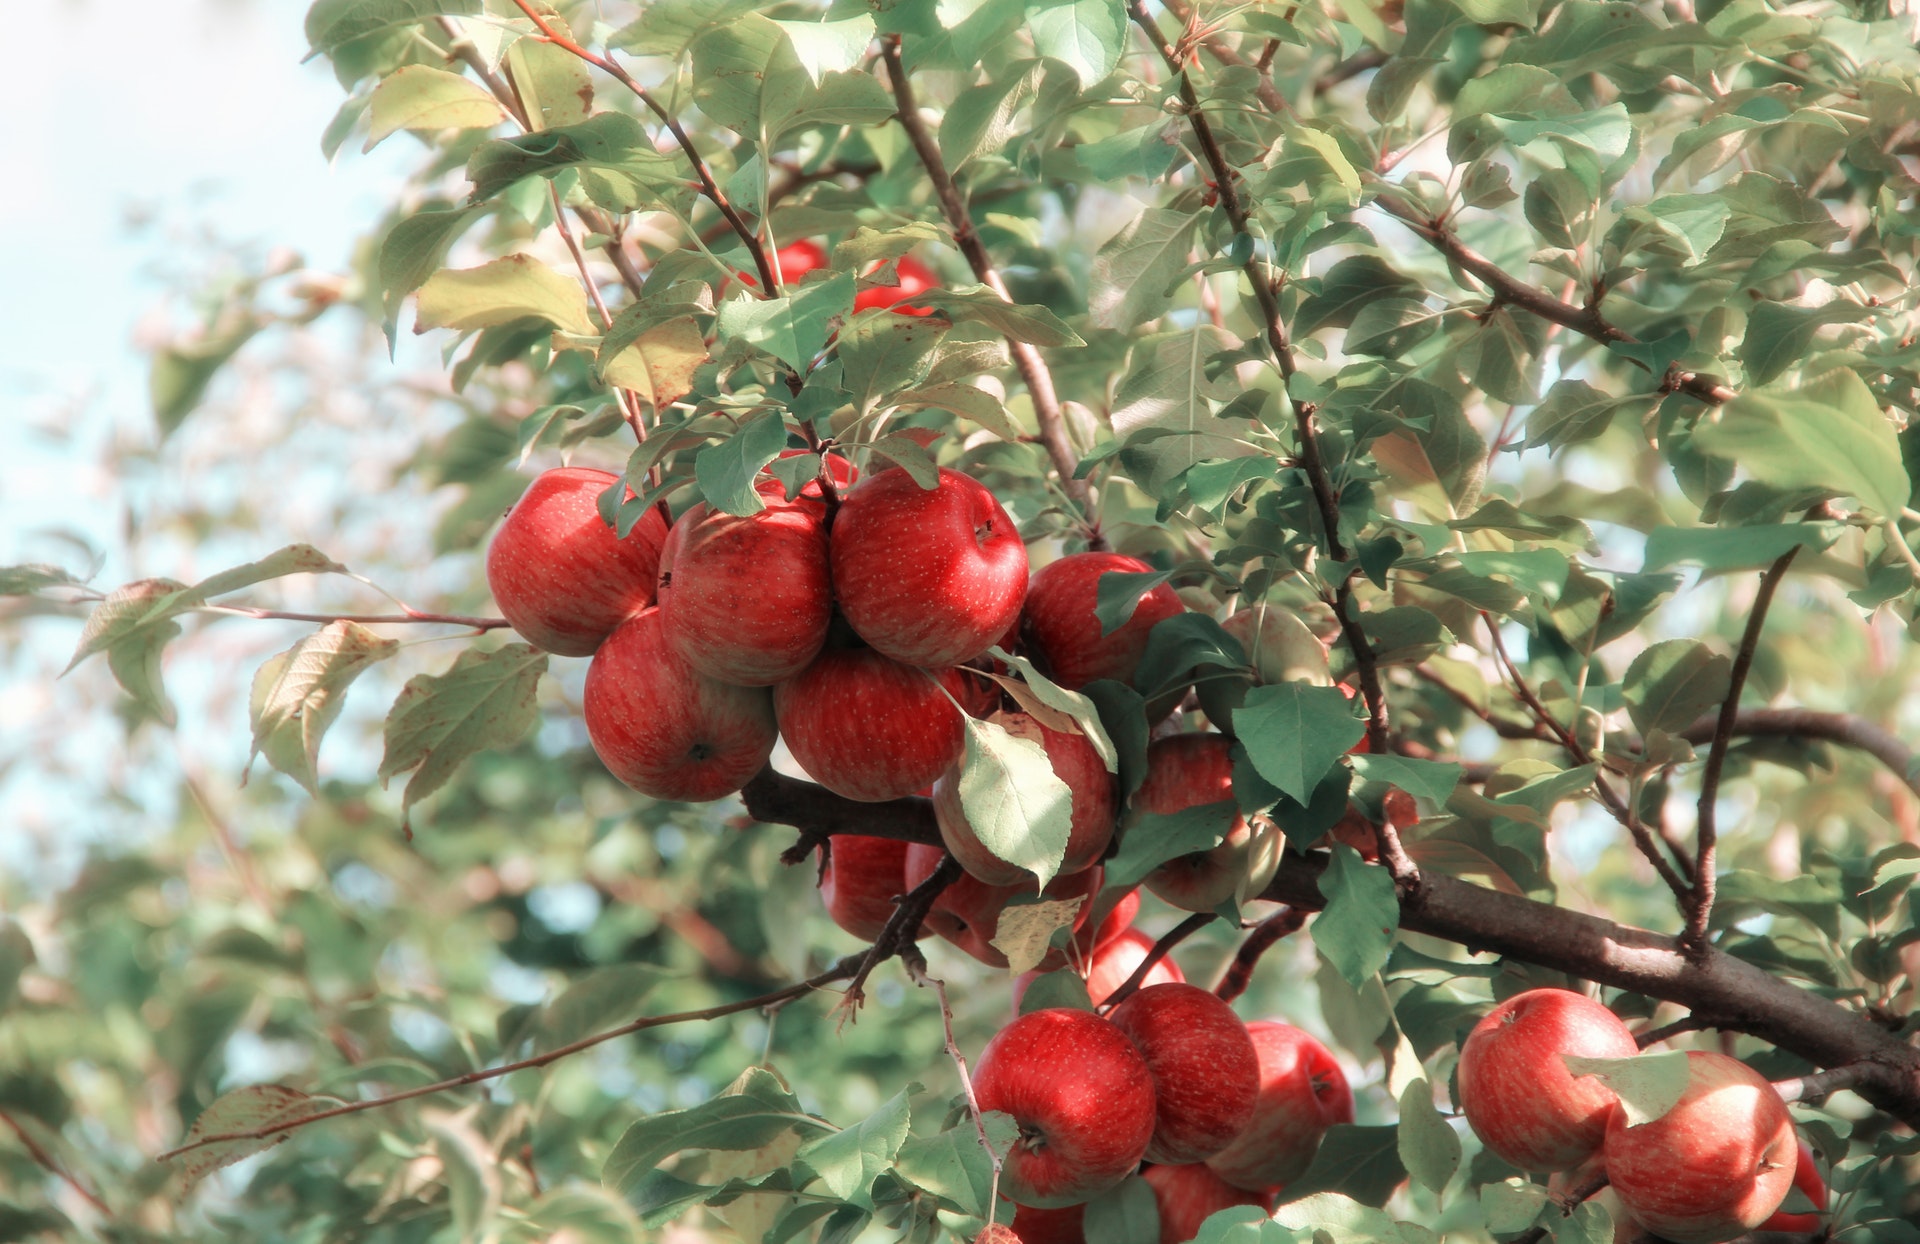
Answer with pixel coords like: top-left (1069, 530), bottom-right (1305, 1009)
top-left (1688, 548), bottom-right (1797, 955)
top-left (1679, 708), bottom-right (1920, 798)
top-left (1098, 912), bottom-right (1216, 1012)
top-left (877, 36), bottom-right (1099, 544)
top-left (1774, 1061), bottom-right (1886, 1105)
top-left (1214, 907), bottom-right (1306, 1003)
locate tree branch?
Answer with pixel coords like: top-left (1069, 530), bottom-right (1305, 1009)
top-left (1, 1108), bottom-right (110, 1218)
top-left (1097, 912), bottom-right (1216, 1012)
top-left (876, 35), bottom-right (1100, 545)
top-left (1213, 907), bottom-right (1306, 1003)
top-left (1678, 708), bottom-right (1920, 798)
top-left (1774, 1060), bottom-right (1889, 1105)
top-left (203, 605), bottom-right (510, 630)
top-left (1636, 1014), bottom-right (1708, 1049)
top-left (1687, 548), bottom-right (1798, 956)
top-left (839, 852), bottom-right (961, 1013)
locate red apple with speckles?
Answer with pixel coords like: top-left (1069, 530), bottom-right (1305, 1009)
top-left (1092, 889), bottom-right (1141, 948)
top-left (856, 254), bottom-right (939, 315)
top-left (1206, 1022), bottom-right (1352, 1191)
top-left (973, 1008), bottom-right (1158, 1208)
top-left (1108, 983), bottom-right (1259, 1165)
top-left (775, 648), bottom-right (972, 801)
top-left (657, 488), bottom-right (832, 685)
top-left (817, 835), bottom-right (913, 941)
top-left (1758, 1141), bottom-right (1826, 1232)
top-left (1142, 1163), bottom-right (1277, 1244)
top-left (830, 466), bottom-right (1028, 668)
top-left (1457, 988), bottom-right (1638, 1173)
top-left (1130, 733), bottom-right (1278, 912)
top-left (904, 844), bottom-right (1101, 969)
top-left (484, 467), bottom-right (669, 657)
top-left (1009, 1203), bottom-right (1085, 1244)
top-left (934, 710), bottom-right (1115, 884)
top-left (583, 607), bottom-right (776, 801)
top-left (1606, 1051), bottom-right (1797, 1243)
top-left (1021, 553), bottom-right (1186, 690)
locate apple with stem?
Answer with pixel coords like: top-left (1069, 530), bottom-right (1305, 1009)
top-left (774, 647), bottom-right (971, 802)
top-left (1141, 1163), bottom-right (1277, 1244)
top-left (855, 253), bottom-right (939, 315)
top-left (583, 606), bottom-right (777, 802)
top-left (933, 709), bottom-right (1115, 884)
top-left (816, 835), bottom-right (913, 942)
top-left (656, 487), bottom-right (832, 686)
top-left (1021, 553), bottom-right (1186, 690)
top-left (1008, 1202), bottom-right (1085, 1244)
top-left (904, 845), bottom-right (1101, 969)
top-left (1456, 988), bottom-right (1639, 1172)
top-left (485, 467), bottom-right (668, 657)
top-left (971, 1008), bottom-right (1158, 1208)
top-left (1758, 1141), bottom-right (1826, 1232)
top-left (1605, 1050), bottom-right (1797, 1243)
top-left (830, 466), bottom-right (1028, 668)
top-left (1205, 1022), bottom-right (1353, 1192)
top-left (1107, 983), bottom-right (1260, 1165)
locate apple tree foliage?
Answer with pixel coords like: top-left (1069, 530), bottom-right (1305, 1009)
top-left (5, 0), bottom-right (1920, 1239)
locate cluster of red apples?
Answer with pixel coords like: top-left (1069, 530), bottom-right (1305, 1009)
top-left (1459, 988), bottom-right (1825, 1243)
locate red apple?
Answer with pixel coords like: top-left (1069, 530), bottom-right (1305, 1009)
top-left (1130, 734), bottom-right (1276, 912)
top-left (855, 254), bottom-right (940, 315)
top-left (761, 447), bottom-right (858, 502)
top-left (1021, 553), bottom-right (1186, 690)
top-left (817, 835), bottom-right (912, 941)
top-left (484, 467), bottom-right (668, 657)
top-left (736, 239), bottom-right (829, 289)
top-left (1142, 1163), bottom-right (1276, 1244)
top-left (657, 490), bottom-right (832, 685)
top-left (775, 648), bottom-right (971, 802)
top-left (1340, 684), bottom-right (1370, 754)
top-left (1758, 1141), bottom-right (1826, 1232)
top-left (933, 710), bottom-right (1116, 884)
top-left (583, 607), bottom-right (777, 801)
top-left (1606, 1051), bottom-right (1797, 1243)
top-left (1093, 889), bottom-right (1142, 948)
top-left (972, 1008), bottom-right (1158, 1207)
top-left (1012, 925), bottom-right (1186, 1012)
top-left (973, 1226), bottom-right (1023, 1244)
top-left (830, 466), bottom-right (1028, 668)
top-left (1205, 1022), bottom-right (1353, 1191)
top-left (1456, 988), bottom-right (1638, 1172)
top-left (1009, 1203), bottom-right (1085, 1244)
top-left (904, 844), bottom-right (1101, 969)
top-left (1107, 983), bottom-right (1260, 1165)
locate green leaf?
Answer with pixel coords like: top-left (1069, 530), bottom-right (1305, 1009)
top-left (1695, 368), bottom-right (1904, 516)
top-left (604, 1093), bottom-right (832, 1195)
top-left (378, 205), bottom-right (483, 336)
top-left (691, 15), bottom-right (807, 133)
top-left (1026, 0), bottom-right (1126, 84)
top-left (247, 621), bottom-right (401, 794)
top-left (305, 0), bottom-right (481, 56)
top-left (1449, 498), bottom-right (1593, 547)
top-left (0, 564), bottom-right (82, 596)
top-left (167, 1085), bottom-right (346, 1194)
top-left (839, 313), bottom-right (950, 417)
top-left (1562, 1050), bottom-right (1690, 1126)
top-left (1295, 256), bottom-right (1422, 337)
top-left (715, 274), bottom-right (855, 371)
top-left (891, 382), bottom-right (1026, 442)
top-left (1313, 845), bottom-right (1399, 988)
top-left (1481, 1179), bottom-right (1551, 1232)
top-left (795, 1088), bottom-right (911, 1208)
top-left (364, 65), bottom-right (504, 150)
top-left (1622, 639), bottom-right (1731, 737)
top-left (377, 644), bottom-right (549, 830)
top-left (957, 715), bottom-right (1075, 888)
top-left (1397, 1078), bottom-right (1461, 1194)
top-left (1186, 458), bottom-right (1280, 511)
top-left (1349, 755), bottom-right (1460, 804)
top-left (941, 60), bottom-right (1047, 170)
top-left (1089, 208), bottom-right (1202, 331)
top-left (507, 34), bottom-right (593, 131)
top-left (987, 648), bottom-right (1121, 774)
top-left (1082, 1173), bottom-right (1159, 1244)
top-left (1273, 1125), bottom-right (1408, 1207)
top-left (1016, 970), bottom-right (1094, 1015)
top-left (1522, 379), bottom-right (1634, 452)
top-left (0, 921), bottom-right (35, 1015)
top-left (1738, 302), bottom-right (1869, 387)
top-left (1554, 1202), bottom-right (1615, 1244)
top-left (600, 316), bottom-right (709, 412)
top-left (1642, 522), bottom-right (1840, 573)
top-left (894, 1113), bottom-right (1017, 1217)
top-left (693, 414), bottom-right (790, 517)
top-left (1093, 569), bottom-right (1174, 637)
top-left (415, 255), bottom-right (597, 336)
top-left (771, 16), bottom-right (876, 85)
top-left (537, 964), bottom-right (665, 1047)
top-left (1108, 802), bottom-right (1236, 890)
top-left (467, 114), bottom-right (690, 213)
top-left (914, 287), bottom-right (1086, 347)
top-left (1236, 683), bottom-right (1367, 804)
top-left (152, 321), bottom-right (263, 437)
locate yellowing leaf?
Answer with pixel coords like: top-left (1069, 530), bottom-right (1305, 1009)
top-left (989, 896), bottom-right (1086, 975)
top-left (167, 1085), bottom-right (344, 1194)
top-left (365, 65), bottom-right (505, 151)
top-left (416, 255), bottom-right (597, 337)
top-left (600, 316), bottom-right (709, 411)
top-left (248, 621), bottom-right (401, 794)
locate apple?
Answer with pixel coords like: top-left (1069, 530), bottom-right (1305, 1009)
top-left (1013, 925), bottom-right (1186, 1012)
top-left (1758, 1141), bottom-right (1826, 1232)
top-left (484, 467), bottom-right (669, 657)
top-left (1107, 983), bottom-right (1260, 1165)
top-left (933, 710), bottom-right (1116, 884)
top-left (763, 447), bottom-right (858, 502)
top-left (1021, 553), bottom-right (1186, 690)
top-left (736, 238), bottom-right (828, 289)
top-left (1456, 988), bottom-right (1639, 1172)
top-left (1197, 605), bottom-right (1329, 733)
top-left (817, 835), bottom-right (913, 941)
top-left (1009, 1202), bottom-right (1085, 1244)
top-left (1142, 1163), bottom-right (1277, 1244)
top-left (1130, 733), bottom-right (1280, 912)
top-left (855, 253), bottom-right (939, 315)
top-left (583, 607), bottom-right (777, 801)
top-left (1093, 889), bottom-right (1142, 949)
top-left (656, 489), bottom-right (832, 685)
top-left (830, 466), bottom-right (1028, 668)
top-left (1205, 1022), bottom-right (1353, 1191)
top-left (973, 1226), bottom-right (1023, 1244)
top-left (1605, 1050), bottom-right (1797, 1243)
top-left (774, 647), bottom-right (972, 802)
top-left (971, 1008), bottom-right (1158, 1207)
top-left (904, 844), bottom-right (1102, 969)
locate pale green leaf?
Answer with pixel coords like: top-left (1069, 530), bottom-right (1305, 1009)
top-left (365, 65), bottom-right (504, 150)
top-left (1563, 1049), bottom-right (1690, 1126)
top-left (1694, 368), bottom-right (1904, 516)
top-left (248, 621), bottom-right (401, 794)
top-left (415, 255), bottom-right (597, 336)
top-left (956, 715), bottom-right (1074, 888)
top-left (378, 644), bottom-right (549, 828)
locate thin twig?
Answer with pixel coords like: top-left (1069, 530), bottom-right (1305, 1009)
top-left (1098, 912), bottom-right (1216, 1012)
top-left (1687, 548), bottom-right (1798, 956)
top-left (1, 1108), bottom-right (110, 1217)
top-left (157, 959), bottom-right (861, 1162)
top-left (1636, 1014), bottom-right (1708, 1049)
top-left (904, 947), bottom-right (1004, 1219)
top-left (1510, 1169), bottom-right (1611, 1244)
top-left (202, 605), bottom-right (510, 629)
top-left (876, 35), bottom-right (1101, 547)
top-left (1214, 908), bottom-right (1305, 1003)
